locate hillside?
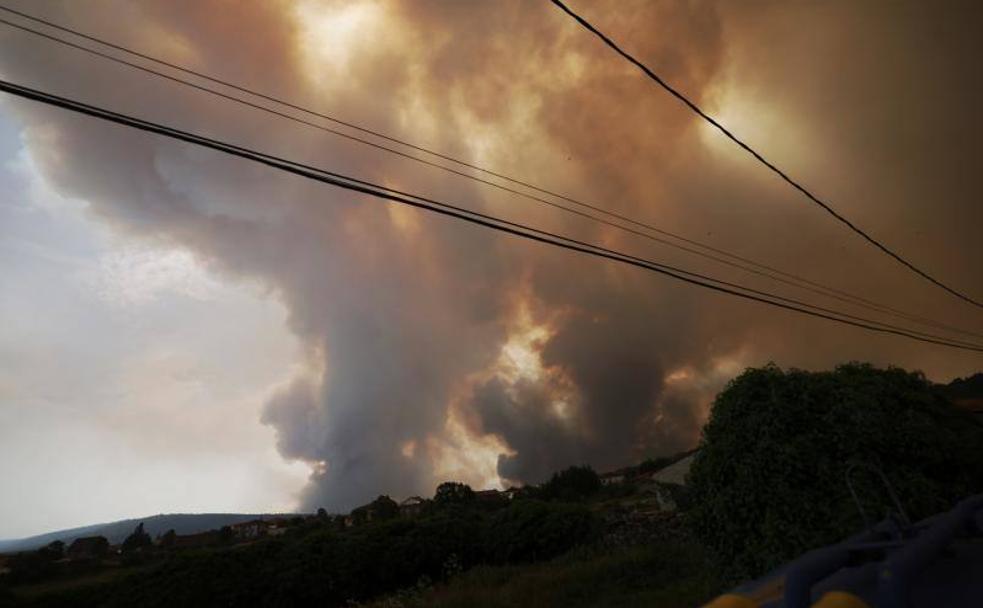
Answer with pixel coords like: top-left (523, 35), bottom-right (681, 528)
top-left (0, 473), bottom-right (715, 607)
top-left (2, 365), bottom-right (979, 607)
top-left (0, 514), bottom-right (286, 554)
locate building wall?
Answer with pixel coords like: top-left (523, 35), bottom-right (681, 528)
top-left (651, 453), bottom-right (697, 486)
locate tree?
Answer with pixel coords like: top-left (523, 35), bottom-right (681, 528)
top-left (486, 500), bottom-right (600, 563)
top-left (369, 495), bottom-right (399, 521)
top-left (434, 482), bottom-right (475, 506)
top-left (218, 525), bottom-right (233, 544)
top-left (159, 529), bottom-right (177, 549)
top-left (7, 552), bottom-right (57, 584)
top-left (121, 522), bottom-right (153, 554)
top-left (687, 363), bottom-right (983, 581)
top-left (38, 540), bottom-right (64, 561)
top-left (540, 465), bottom-right (601, 501)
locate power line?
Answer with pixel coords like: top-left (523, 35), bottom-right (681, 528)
top-left (551, 0), bottom-right (983, 310)
top-left (0, 8), bottom-right (975, 342)
top-left (1, 78), bottom-right (979, 353)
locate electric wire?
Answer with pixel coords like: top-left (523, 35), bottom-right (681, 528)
top-left (551, 0), bottom-right (983, 309)
top-left (0, 7), bottom-right (976, 341)
top-left (1, 78), bottom-right (979, 352)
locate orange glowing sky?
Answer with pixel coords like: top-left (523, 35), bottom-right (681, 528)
top-left (0, 0), bottom-right (980, 538)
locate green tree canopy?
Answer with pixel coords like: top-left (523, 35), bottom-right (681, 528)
top-left (369, 495), bottom-right (399, 521)
top-left (38, 540), bottom-right (64, 561)
top-left (121, 522), bottom-right (153, 554)
top-left (434, 482), bottom-right (475, 506)
top-left (687, 363), bottom-right (983, 581)
top-left (540, 465), bottom-right (601, 501)
top-left (158, 529), bottom-right (177, 549)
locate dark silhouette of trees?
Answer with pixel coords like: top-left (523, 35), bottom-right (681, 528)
top-left (121, 523), bottom-right (152, 554)
top-left (37, 540), bottom-right (64, 561)
top-left (434, 482), bottom-right (475, 506)
top-left (688, 363), bottom-right (983, 581)
top-left (20, 498), bottom-right (601, 606)
top-left (351, 495), bottom-right (400, 524)
top-left (7, 552), bottom-right (57, 585)
top-left (67, 536), bottom-right (109, 560)
top-left (218, 526), bottom-right (233, 544)
top-left (540, 465), bottom-right (601, 501)
top-left (158, 529), bottom-right (177, 549)
top-left (369, 495), bottom-right (399, 520)
top-left (486, 500), bottom-right (600, 563)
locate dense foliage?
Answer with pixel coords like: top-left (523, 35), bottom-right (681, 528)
top-left (352, 495), bottom-right (400, 524)
top-left (433, 482), bottom-right (476, 506)
top-left (537, 466), bottom-right (601, 501)
top-left (369, 541), bottom-right (721, 608)
top-left (15, 499), bottom-right (598, 607)
top-left (7, 361), bottom-right (977, 604)
top-left (120, 524), bottom-right (152, 554)
top-left (687, 363), bottom-right (983, 580)
top-left (485, 500), bottom-right (599, 563)
top-left (4, 552), bottom-right (58, 586)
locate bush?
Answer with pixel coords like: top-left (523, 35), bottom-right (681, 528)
top-left (433, 482), bottom-right (475, 507)
top-left (121, 523), bottom-right (152, 554)
top-left (486, 500), bottom-right (599, 563)
top-left (687, 363), bottom-right (983, 581)
top-left (6, 551), bottom-right (59, 585)
top-left (539, 466), bottom-right (601, 501)
top-left (37, 541), bottom-right (65, 562)
top-left (371, 542), bottom-right (722, 608)
top-left (0, 584), bottom-right (16, 606)
top-left (352, 495), bottom-right (401, 523)
top-left (23, 497), bottom-right (604, 607)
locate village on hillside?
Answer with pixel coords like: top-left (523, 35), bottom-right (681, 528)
top-left (0, 451), bottom-right (699, 584)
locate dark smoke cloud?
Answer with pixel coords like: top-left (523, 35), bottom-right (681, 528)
top-left (1, 0), bottom-right (980, 513)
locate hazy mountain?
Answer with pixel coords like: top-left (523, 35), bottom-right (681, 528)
top-left (0, 513), bottom-right (297, 553)
top-left (4, 372), bottom-right (975, 556)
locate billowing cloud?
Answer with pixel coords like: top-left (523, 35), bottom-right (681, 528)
top-left (0, 0), bottom-right (980, 515)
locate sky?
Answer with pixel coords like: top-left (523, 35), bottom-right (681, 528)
top-left (0, 0), bottom-right (981, 539)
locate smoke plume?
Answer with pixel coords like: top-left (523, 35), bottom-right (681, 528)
top-left (1, 0), bottom-right (980, 511)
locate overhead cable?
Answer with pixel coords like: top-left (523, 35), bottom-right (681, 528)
top-left (551, 0), bottom-right (983, 309)
top-left (1, 78), bottom-right (979, 353)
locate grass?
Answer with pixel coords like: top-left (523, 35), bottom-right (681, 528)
top-left (5, 564), bottom-right (149, 601)
top-left (370, 540), bottom-right (723, 608)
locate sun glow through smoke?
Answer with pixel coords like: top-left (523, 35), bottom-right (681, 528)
top-left (295, 1), bottom-right (384, 83)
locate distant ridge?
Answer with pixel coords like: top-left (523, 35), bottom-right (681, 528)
top-left (0, 512), bottom-right (298, 553)
top-left (3, 373), bottom-right (976, 555)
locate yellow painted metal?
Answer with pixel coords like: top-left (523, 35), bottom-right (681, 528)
top-left (702, 593), bottom-right (759, 608)
top-left (812, 590), bottom-right (871, 608)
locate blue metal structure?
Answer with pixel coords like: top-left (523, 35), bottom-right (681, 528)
top-left (704, 492), bottom-right (983, 607)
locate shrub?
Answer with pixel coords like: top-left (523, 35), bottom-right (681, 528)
top-left (486, 500), bottom-right (599, 563)
top-left (37, 540), bottom-right (65, 562)
top-left (121, 523), bottom-right (152, 554)
top-left (687, 363), bottom-right (983, 581)
top-left (433, 482), bottom-right (475, 507)
top-left (539, 466), bottom-right (601, 501)
top-left (6, 551), bottom-right (59, 585)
